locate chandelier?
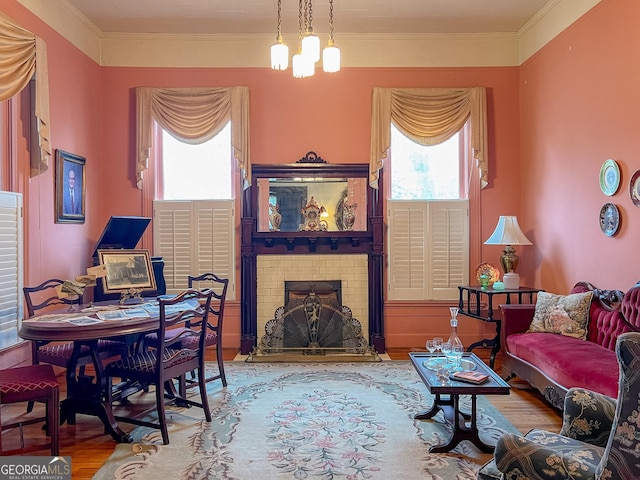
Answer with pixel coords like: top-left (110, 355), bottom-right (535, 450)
top-left (270, 0), bottom-right (341, 77)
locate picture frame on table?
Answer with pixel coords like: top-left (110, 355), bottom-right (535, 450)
top-left (55, 150), bottom-right (86, 224)
top-left (97, 249), bottom-right (157, 293)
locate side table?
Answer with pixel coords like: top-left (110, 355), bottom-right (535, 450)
top-left (457, 285), bottom-right (542, 369)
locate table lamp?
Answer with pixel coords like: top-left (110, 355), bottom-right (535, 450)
top-left (484, 216), bottom-right (532, 288)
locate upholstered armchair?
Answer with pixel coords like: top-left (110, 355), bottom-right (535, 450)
top-left (492, 331), bottom-right (640, 479)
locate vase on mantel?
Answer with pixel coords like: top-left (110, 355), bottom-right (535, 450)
top-left (342, 201), bottom-right (357, 231)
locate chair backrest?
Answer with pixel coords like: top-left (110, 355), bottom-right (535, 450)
top-left (23, 278), bottom-right (84, 317)
top-left (157, 288), bottom-right (214, 372)
top-left (597, 331), bottom-right (640, 478)
top-left (187, 273), bottom-right (228, 333)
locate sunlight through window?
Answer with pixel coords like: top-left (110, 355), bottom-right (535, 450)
top-left (161, 122), bottom-right (232, 200)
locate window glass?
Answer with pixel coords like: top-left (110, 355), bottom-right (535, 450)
top-left (390, 124), bottom-right (460, 200)
top-left (161, 121), bottom-right (232, 200)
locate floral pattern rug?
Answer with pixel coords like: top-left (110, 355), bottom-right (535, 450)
top-left (93, 361), bottom-right (519, 480)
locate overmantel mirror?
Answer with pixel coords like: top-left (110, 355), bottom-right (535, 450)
top-left (253, 152), bottom-right (369, 233)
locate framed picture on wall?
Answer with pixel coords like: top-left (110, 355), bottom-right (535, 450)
top-left (55, 150), bottom-right (86, 224)
top-left (97, 249), bottom-right (157, 293)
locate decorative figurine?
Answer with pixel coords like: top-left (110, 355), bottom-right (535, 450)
top-left (269, 203), bottom-right (282, 231)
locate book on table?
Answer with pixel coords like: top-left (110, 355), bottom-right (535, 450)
top-left (450, 370), bottom-right (490, 384)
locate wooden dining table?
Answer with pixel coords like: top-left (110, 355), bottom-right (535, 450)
top-left (18, 299), bottom-right (187, 443)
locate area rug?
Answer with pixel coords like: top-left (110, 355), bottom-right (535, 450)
top-left (93, 361), bottom-right (519, 480)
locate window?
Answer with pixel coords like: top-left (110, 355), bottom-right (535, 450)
top-left (153, 122), bottom-right (236, 298)
top-left (0, 98), bottom-right (24, 350)
top-left (390, 125), bottom-right (461, 200)
top-left (387, 124), bottom-right (470, 301)
top-left (161, 122), bottom-right (232, 200)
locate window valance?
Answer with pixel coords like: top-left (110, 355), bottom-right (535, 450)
top-left (136, 86), bottom-right (250, 188)
top-left (0, 13), bottom-right (51, 176)
top-left (370, 87), bottom-right (488, 189)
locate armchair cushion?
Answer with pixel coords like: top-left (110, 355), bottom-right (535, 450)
top-left (560, 388), bottom-right (616, 447)
top-left (495, 429), bottom-right (604, 480)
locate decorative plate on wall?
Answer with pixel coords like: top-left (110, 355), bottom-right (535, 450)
top-left (599, 202), bottom-right (620, 237)
top-left (630, 169), bottom-right (640, 207)
top-left (599, 159), bottom-right (621, 196)
top-left (475, 262), bottom-right (500, 284)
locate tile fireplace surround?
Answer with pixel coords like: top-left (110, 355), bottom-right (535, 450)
top-left (256, 254), bottom-right (369, 342)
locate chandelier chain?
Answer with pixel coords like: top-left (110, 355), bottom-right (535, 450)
top-left (308, 0), bottom-right (313, 31)
top-left (276, 0), bottom-right (282, 37)
top-left (298, 0), bottom-right (304, 46)
top-left (328, 0), bottom-right (334, 40)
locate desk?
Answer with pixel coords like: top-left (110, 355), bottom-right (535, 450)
top-left (458, 285), bottom-right (542, 369)
top-left (19, 302), bottom-right (169, 443)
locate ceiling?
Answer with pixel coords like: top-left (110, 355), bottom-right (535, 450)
top-left (64, 0), bottom-right (552, 36)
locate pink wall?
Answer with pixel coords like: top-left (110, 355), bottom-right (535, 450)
top-left (2, 2), bottom-right (103, 285)
top-left (519, 0), bottom-right (640, 293)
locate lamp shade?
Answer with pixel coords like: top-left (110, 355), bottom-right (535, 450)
top-left (484, 216), bottom-right (532, 246)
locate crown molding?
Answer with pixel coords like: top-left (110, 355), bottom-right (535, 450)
top-left (16, 0), bottom-right (601, 68)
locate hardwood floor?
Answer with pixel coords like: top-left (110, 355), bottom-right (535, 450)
top-left (2, 347), bottom-right (561, 479)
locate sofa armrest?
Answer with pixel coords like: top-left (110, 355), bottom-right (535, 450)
top-left (559, 388), bottom-right (616, 447)
top-left (500, 304), bottom-right (535, 338)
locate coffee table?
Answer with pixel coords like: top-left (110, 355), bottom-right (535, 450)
top-left (409, 352), bottom-right (510, 453)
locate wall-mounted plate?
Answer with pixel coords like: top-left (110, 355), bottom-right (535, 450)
top-left (630, 169), bottom-right (640, 207)
top-left (599, 202), bottom-right (620, 237)
top-left (599, 159), bottom-right (620, 196)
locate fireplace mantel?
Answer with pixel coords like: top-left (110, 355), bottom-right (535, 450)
top-left (240, 158), bottom-right (385, 355)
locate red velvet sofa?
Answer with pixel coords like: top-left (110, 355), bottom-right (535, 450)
top-left (500, 281), bottom-right (640, 409)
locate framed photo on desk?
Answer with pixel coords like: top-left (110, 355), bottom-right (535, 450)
top-left (97, 249), bottom-right (156, 293)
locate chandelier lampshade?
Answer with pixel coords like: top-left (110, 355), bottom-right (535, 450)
top-left (302, 32), bottom-right (320, 63)
top-left (322, 39), bottom-right (340, 73)
top-left (293, 49), bottom-right (314, 78)
top-left (271, 37), bottom-right (289, 70)
top-left (322, 0), bottom-right (340, 72)
top-left (270, 0), bottom-right (288, 70)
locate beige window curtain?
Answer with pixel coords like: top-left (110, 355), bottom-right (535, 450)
top-left (370, 87), bottom-right (488, 189)
top-left (0, 13), bottom-right (51, 176)
top-left (136, 86), bottom-right (250, 189)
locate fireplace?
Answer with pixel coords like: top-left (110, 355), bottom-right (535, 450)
top-left (240, 161), bottom-right (385, 356)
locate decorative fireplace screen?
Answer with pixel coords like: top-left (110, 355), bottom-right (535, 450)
top-left (249, 291), bottom-right (379, 361)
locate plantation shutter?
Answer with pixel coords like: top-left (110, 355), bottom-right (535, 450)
top-left (388, 203), bottom-right (427, 300)
top-left (429, 201), bottom-right (469, 300)
top-left (153, 200), bottom-right (234, 298)
top-left (388, 200), bottom-right (468, 300)
top-left (0, 192), bottom-right (23, 348)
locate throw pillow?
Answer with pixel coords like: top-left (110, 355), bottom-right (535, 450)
top-left (527, 291), bottom-right (594, 339)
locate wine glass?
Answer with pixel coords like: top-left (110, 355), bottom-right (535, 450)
top-left (426, 339), bottom-right (436, 354)
top-left (433, 337), bottom-right (443, 352)
top-left (442, 341), bottom-right (455, 368)
top-left (452, 344), bottom-right (464, 370)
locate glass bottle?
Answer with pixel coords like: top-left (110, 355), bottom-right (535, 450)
top-left (448, 307), bottom-right (464, 350)
top-left (448, 307), bottom-right (464, 369)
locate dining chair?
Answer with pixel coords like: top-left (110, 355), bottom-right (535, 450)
top-left (105, 288), bottom-right (214, 445)
top-left (23, 278), bottom-right (126, 411)
top-left (185, 272), bottom-right (228, 388)
top-left (0, 364), bottom-right (60, 456)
